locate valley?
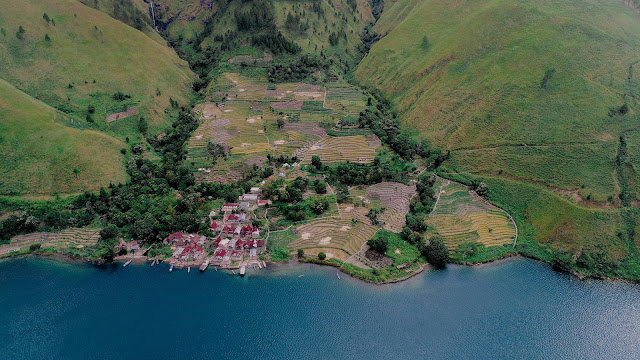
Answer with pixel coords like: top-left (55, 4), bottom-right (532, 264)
top-left (2, 0), bottom-right (640, 283)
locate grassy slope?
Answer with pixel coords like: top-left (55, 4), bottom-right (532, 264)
top-left (355, 0), bottom-right (640, 267)
top-left (0, 0), bottom-right (193, 132)
top-left (0, 79), bottom-right (126, 196)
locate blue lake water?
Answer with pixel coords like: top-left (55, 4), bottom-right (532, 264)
top-left (1, 257), bottom-right (640, 359)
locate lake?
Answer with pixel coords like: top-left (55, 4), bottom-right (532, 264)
top-left (1, 257), bottom-right (639, 359)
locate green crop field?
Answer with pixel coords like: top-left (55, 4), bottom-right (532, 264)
top-left (0, 79), bottom-right (126, 196)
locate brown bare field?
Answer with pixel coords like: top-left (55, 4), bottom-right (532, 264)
top-left (291, 218), bottom-right (377, 258)
top-left (106, 107), bottom-right (139, 123)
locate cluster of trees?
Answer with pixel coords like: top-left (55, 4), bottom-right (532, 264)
top-left (235, 0), bottom-right (275, 31)
top-left (252, 32), bottom-right (300, 55)
top-left (358, 91), bottom-right (449, 167)
top-left (268, 55), bottom-right (329, 83)
top-left (328, 29), bottom-right (346, 46)
top-left (324, 154), bottom-right (414, 186)
top-left (284, 12), bottom-right (308, 34)
top-left (206, 141), bottom-right (228, 164)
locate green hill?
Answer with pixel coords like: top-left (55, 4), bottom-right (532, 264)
top-left (0, 0), bottom-right (194, 132)
top-left (0, 79), bottom-right (126, 196)
top-left (356, 0), bottom-right (640, 263)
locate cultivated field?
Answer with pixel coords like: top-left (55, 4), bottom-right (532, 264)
top-left (427, 179), bottom-right (516, 249)
top-left (302, 135), bottom-right (379, 164)
top-left (1, 227), bottom-right (101, 255)
top-left (290, 218), bottom-right (377, 260)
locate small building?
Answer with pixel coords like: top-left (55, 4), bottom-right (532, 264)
top-left (231, 250), bottom-right (243, 260)
top-left (257, 199), bottom-right (272, 207)
top-left (239, 193), bottom-right (258, 202)
top-left (129, 240), bottom-right (140, 251)
top-left (222, 203), bottom-right (239, 212)
top-left (250, 187), bottom-right (261, 194)
top-left (396, 263), bottom-right (410, 270)
top-left (239, 202), bottom-right (250, 211)
top-left (209, 221), bottom-right (218, 232)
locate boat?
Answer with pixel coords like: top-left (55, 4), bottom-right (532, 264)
top-left (188, 267), bottom-right (191, 273)
top-left (214, 267), bottom-right (218, 272)
top-left (336, 272), bottom-right (341, 280)
top-left (150, 259), bottom-right (155, 266)
top-left (258, 263), bottom-right (263, 269)
top-left (232, 270), bottom-right (236, 275)
top-left (169, 264), bottom-right (174, 272)
top-left (123, 259), bottom-right (133, 267)
top-left (199, 259), bottom-right (210, 273)
top-left (253, 266), bottom-right (257, 271)
top-left (240, 266), bottom-right (246, 277)
top-left (262, 261), bottom-right (267, 268)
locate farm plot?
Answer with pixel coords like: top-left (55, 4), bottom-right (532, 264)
top-left (427, 179), bottom-right (516, 249)
top-left (224, 73), bottom-right (267, 100)
top-left (325, 83), bottom-right (366, 115)
top-left (2, 227), bottom-right (101, 255)
top-left (290, 218), bottom-right (377, 258)
top-left (302, 135), bottom-right (379, 164)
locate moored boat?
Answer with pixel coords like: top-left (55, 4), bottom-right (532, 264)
top-left (123, 259), bottom-right (133, 267)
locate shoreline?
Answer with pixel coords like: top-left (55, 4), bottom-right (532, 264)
top-left (2, 249), bottom-right (636, 286)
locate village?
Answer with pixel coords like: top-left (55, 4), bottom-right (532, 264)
top-left (118, 186), bottom-right (271, 276)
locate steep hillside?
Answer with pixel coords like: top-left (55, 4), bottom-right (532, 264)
top-left (355, 0), bottom-right (640, 263)
top-left (0, 0), bottom-right (194, 132)
top-left (0, 79), bottom-right (126, 196)
top-left (153, 0), bottom-right (374, 81)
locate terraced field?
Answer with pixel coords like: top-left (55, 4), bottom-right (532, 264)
top-left (302, 135), bottom-right (379, 164)
top-left (290, 218), bottom-right (377, 260)
top-left (428, 178), bottom-right (516, 249)
top-left (325, 83), bottom-right (366, 116)
top-left (1, 227), bottom-right (101, 255)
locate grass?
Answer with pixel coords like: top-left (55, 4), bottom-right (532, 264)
top-left (355, 0), bottom-right (640, 277)
top-left (0, 0), bottom-right (193, 132)
top-left (302, 135), bottom-right (379, 163)
top-left (0, 79), bottom-right (127, 195)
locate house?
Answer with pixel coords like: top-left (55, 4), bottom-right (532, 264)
top-left (214, 249), bottom-right (226, 261)
top-left (258, 199), bottom-right (272, 207)
top-left (231, 250), bottom-right (243, 260)
top-left (213, 237), bottom-right (222, 247)
top-left (165, 232), bottom-right (185, 244)
top-left (238, 193), bottom-right (258, 202)
top-left (129, 240), bottom-right (140, 251)
top-left (209, 221), bottom-right (218, 232)
top-left (222, 203), bottom-right (239, 212)
top-left (256, 240), bottom-right (265, 248)
top-left (251, 228), bottom-right (260, 238)
top-left (250, 187), bottom-right (261, 194)
top-left (239, 202), bottom-right (250, 211)
top-left (226, 213), bottom-right (246, 223)
top-left (396, 263), bottom-right (410, 269)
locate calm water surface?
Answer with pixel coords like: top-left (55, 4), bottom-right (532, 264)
top-left (1, 257), bottom-right (639, 359)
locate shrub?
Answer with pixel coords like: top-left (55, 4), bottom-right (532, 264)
top-left (421, 237), bottom-right (449, 267)
top-left (297, 249), bottom-right (304, 258)
top-left (318, 252), bottom-right (326, 260)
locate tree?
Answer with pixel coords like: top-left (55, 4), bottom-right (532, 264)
top-left (311, 155), bottom-right (322, 171)
top-left (43, 13), bottom-right (51, 23)
top-left (87, 105), bottom-right (95, 114)
top-left (137, 116), bottom-right (148, 135)
top-left (336, 184), bottom-right (349, 203)
top-left (44, 34), bottom-right (51, 42)
top-left (313, 179), bottom-right (327, 194)
top-left (72, 168), bottom-right (80, 178)
top-left (421, 237), bottom-right (449, 267)
top-left (16, 25), bottom-right (25, 40)
top-left (100, 224), bottom-right (119, 241)
top-left (367, 234), bottom-right (388, 254)
top-left (421, 35), bottom-right (430, 50)
top-left (310, 198), bottom-right (329, 215)
top-left (297, 249), bottom-right (304, 258)
top-left (277, 118), bottom-right (285, 129)
top-left (318, 252), bottom-right (326, 260)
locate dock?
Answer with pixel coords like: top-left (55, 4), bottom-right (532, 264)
top-left (199, 259), bottom-right (210, 272)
